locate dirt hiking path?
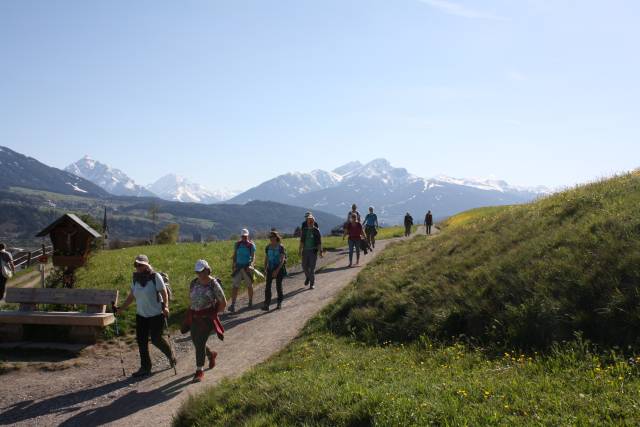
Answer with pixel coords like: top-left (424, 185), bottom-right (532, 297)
top-left (0, 228), bottom-right (429, 426)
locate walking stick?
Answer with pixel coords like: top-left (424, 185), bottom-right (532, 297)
top-left (111, 302), bottom-right (126, 377)
top-left (164, 314), bottom-right (178, 375)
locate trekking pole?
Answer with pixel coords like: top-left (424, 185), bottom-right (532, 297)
top-left (164, 313), bottom-right (178, 375)
top-left (111, 302), bottom-right (126, 377)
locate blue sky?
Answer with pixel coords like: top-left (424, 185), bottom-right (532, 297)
top-left (1, 0), bottom-right (638, 192)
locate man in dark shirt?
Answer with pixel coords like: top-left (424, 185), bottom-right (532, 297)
top-left (424, 210), bottom-right (433, 235)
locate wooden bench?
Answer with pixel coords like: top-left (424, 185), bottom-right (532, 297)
top-left (0, 288), bottom-right (118, 343)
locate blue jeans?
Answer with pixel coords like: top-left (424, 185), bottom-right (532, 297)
top-left (348, 239), bottom-right (361, 265)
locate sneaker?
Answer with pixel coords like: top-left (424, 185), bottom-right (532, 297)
top-left (192, 370), bottom-right (204, 383)
top-left (309, 283), bottom-right (315, 289)
top-left (261, 304), bottom-right (269, 312)
top-left (132, 368), bottom-right (151, 378)
top-left (304, 278), bottom-right (310, 286)
top-left (276, 302), bottom-right (282, 310)
top-left (228, 304), bottom-right (235, 313)
top-left (206, 350), bottom-right (217, 370)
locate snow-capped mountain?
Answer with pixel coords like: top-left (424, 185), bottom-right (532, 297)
top-left (66, 156), bottom-right (156, 198)
top-left (228, 169), bottom-right (342, 204)
top-left (433, 175), bottom-right (551, 195)
top-left (148, 174), bottom-right (234, 204)
top-left (230, 159), bottom-right (550, 224)
top-left (0, 146), bottom-right (109, 197)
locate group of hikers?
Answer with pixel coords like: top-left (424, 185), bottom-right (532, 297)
top-left (0, 205), bottom-right (435, 385)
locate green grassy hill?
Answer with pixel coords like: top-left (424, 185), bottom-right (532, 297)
top-left (329, 172), bottom-right (640, 350)
top-left (174, 172), bottom-right (640, 426)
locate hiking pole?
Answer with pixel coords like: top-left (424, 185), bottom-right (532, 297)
top-left (111, 302), bottom-right (126, 377)
top-left (164, 314), bottom-right (178, 376)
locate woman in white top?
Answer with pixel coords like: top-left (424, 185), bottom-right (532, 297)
top-left (115, 254), bottom-right (176, 377)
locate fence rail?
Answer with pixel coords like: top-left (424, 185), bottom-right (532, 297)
top-left (13, 245), bottom-right (54, 270)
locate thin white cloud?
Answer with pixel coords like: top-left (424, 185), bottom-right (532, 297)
top-left (418, 0), bottom-right (508, 21)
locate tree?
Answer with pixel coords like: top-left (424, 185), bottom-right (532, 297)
top-left (155, 223), bottom-right (180, 244)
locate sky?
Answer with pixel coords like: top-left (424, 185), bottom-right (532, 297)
top-left (1, 0), bottom-right (639, 192)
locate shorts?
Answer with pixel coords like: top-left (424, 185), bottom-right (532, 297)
top-left (232, 268), bottom-right (253, 289)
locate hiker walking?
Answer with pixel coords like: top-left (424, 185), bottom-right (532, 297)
top-left (404, 212), bottom-right (414, 237)
top-left (344, 213), bottom-right (366, 267)
top-left (424, 210), bottom-right (433, 235)
top-left (262, 231), bottom-right (287, 311)
top-left (363, 207), bottom-right (379, 249)
top-left (114, 254), bottom-right (176, 377)
top-left (0, 243), bottom-right (16, 301)
top-left (299, 213), bottom-right (322, 289)
top-left (301, 211), bottom-right (319, 231)
top-left (347, 204), bottom-right (361, 223)
top-left (229, 229), bottom-right (256, 313)
top-left (183, 259), bottom-right (226, 383)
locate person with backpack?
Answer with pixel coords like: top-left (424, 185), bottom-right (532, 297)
top-left (424, 210), bottom-right (434, 235)
top-left (363, 207), bottom-right (379, 249)
top-left (299, 213), bottom-right (322, 289)
top-left (262, 231), bottom-right (287, 311)
top-left (344, 213), bottom-right (366, 267)
top-left (184, 259), bottom-right (226, 383)
top-left (404, 212), bottom-right (414, 237)
top-left (347, 204), bottom-right (361, 223)
top-left (114, 254), bottom-right (176, 378)
top-left (0, 243), bottom-right (16, 301)
top-left (229, 228), bottom-right (256, 313)
top-left (301, 211), bottom-right (319, 231)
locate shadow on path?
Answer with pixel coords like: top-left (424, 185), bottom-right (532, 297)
top-left (58, 374), bottom-right (192, 427)
top-left (0, 376), bottom-right (140, 425)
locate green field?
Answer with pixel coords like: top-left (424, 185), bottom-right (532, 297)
top-left (71, 226), bottom-right (406, 333)
top-left (174, 171), bottom-right (640, 426)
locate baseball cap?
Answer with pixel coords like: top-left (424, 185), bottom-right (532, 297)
top-left (241, 228), bottom-right (250, 236)
top-left (195, 259), bottom-right (211, 273)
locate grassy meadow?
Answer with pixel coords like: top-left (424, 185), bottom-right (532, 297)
top-left (70, 226), bottom-right (406, 333)
top-left (174, 171), bottom-right (640, 426)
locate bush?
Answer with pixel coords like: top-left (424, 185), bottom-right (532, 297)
top-left (155, 223), bottom-right (180, 245)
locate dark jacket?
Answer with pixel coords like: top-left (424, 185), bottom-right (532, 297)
top-left (300, 226), bottom-right (322, 253)
top-left (404, 215), bottom-right (414, 226)
top-left (425, 213), bottom-right (433, 225)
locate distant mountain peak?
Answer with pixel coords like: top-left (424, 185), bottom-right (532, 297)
top-left (65, 157), bottom-right (155, 198)
top-left (148, 174), bottom-right (235, 204)
top-left (333, 161), bottom-right (363, 176)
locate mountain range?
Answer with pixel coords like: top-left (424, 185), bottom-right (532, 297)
top-left (0, 146), bottom-right (341, 245)
top-left (0, 147), bottom-right (109, 198)
top-left (228, 159), bottom-right (549, 224)
top-left (65, 156), bottom-right (238, 203)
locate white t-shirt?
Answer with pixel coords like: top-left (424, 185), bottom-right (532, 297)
top-left (131, 272), bottom-right (166, 318)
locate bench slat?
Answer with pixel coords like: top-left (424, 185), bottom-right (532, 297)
top-left (0, 311), bottom-right (115, 327)
top-left (5, 288), bottom-right (118, 306)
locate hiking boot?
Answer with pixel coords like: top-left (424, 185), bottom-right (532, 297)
top-left (228, 304), bottom-right (235, 313)
top-left (192, 370), bottom-right (204, 383)
top-left (261, 304), bottom-right (269, 312)
top-left (132, 368), bottom-right (151, 378)
top-left (206, 350), bottom-right (217, 370)
top-left (304, 278), bottom-right (310, 286)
